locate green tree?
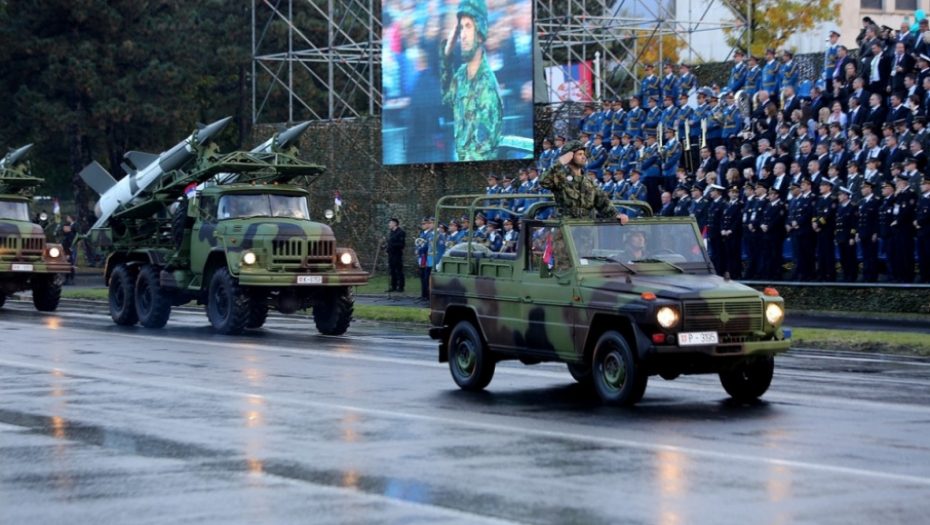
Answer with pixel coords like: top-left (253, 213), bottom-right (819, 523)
top-left (721, 0), bottom-right (840, 56)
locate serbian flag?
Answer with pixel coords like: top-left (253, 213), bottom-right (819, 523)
top-left (334, 190), bottom-right (342, 208)
top-left (542, 233), bottom-right (553, 267)
top-left (184, 183), bottom-right (197, 199)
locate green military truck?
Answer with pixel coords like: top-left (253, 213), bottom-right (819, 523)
top-left (0, 145), bottom-right (70, 312)
top-left (90, 144), bottom-right (368, 335)
top-left (428, 195), bottom-right (791, 406)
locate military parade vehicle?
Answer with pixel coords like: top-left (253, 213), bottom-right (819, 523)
top-left (428, 195), bottom-right (791, 406)
top-left (0, 144), bottom-right (70, 312)
top-left (82, 123), bottom-right (368, 335)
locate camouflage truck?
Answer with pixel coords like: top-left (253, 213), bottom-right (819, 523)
top-left (89, 141), bottom-right (368, 335)
top-left (428, 195), bottom-right (791, 406)
top-left (0, 145), bottom-right (69, 312)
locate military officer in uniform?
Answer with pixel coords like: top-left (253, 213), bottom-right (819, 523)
top-left (538, 138), bottom-right (556, 170)
top-left (915, 178), bottom-right (930, 282)
top-left (643, 96), bottom-right (663, 138)
top-left (761, 187), bottom-right (788, 280)
top-left (706, 184), bottom-right (728, 276)
top-left (743, 182), bottom-right (765, 279)
top-left (641, 63), bottom-right (661, 101)
top-left (835, 186), bottom-right (859, 282)
top-left (415, 217), bottom-right (434, 300)
top-left (762, 48), bottom-right (780, 99)
top-left (745, 55), bottom-right (762, 97)
top-left (625, 96), bottom-right (645, 139)
top-left (690, 185), bottom-right (710, 234)
top-left (891, 173), bottom-right (918, 282)
top-left (856, 180), bottom-right (881, 282)
top-left (789, 179), bottom-right (816, 281)
top-left (674, 184), bottom-right (692, 216)
top-left (501, 218), bottom-right (519, 253)
top-left (812, 179), bottom-right (838, 281)
top-left (721, 186), bottom-right (744, 278)
top-left (678, 63), bottom-right (697, 104)
top-left (385, 218), bottom-right (406, 293)
top-left (661, 62), bottom-right (679, 102)
top-left (627, 168), bottom-right (648, 203)
top-left (878, 182), bottom-right (897, 281)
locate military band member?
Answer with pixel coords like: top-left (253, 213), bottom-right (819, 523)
top-left (812, 179), bottom-right (838, 281)
top-left (745, 55), bottom-right (762, 97)
top-left (721, 186), bottom-right (744, 278)
top-left (538, 138), bottom-right (556, 170)
top-left (643, 96), bottom-right (662, 138)
top-left (627, 168), bottom-right (647, 203)
top-left (625, 96), bottom-right (645, 139)
top-left (857, 180), bottom-right (881, 282)
top-left (678, 63), bottom-right (697, 103)
top-left (472, 212), bottom-right (488, 244)
top-left (834, 186), bottom-right (859, 282)
top-left (641, 133), bottom-right (662, 210)
top-left (722, 92), bottom-right (743, 152)
top-left (762, 48), bottom-right (780, 98)
top-left (500, 174), bottom-right (517, 221)
top-left (661, 94), bottom-right (679, 133)
top-left (878, 182), bottom-right (897, 281)
top-left (605, 134), bottom-right (623, 174)
top-left (501, 218), bottom-right (519, 253)
top-left (779, 50), bottom-right (800, 94)
top-left (585, 133), bottom-right (608, 180)
top-left (600, 101), bottom-right (616, 140)
top-left (619, 133), bottom-right (636, 174)
top-left (761, 187), bottom-right (787, 280)
top-left (640, 63), bottom-right (661, 102)
top-left (614, 169), bottom-right (631, 200)
top-left (581, 104), bottom-right (602, 136)
top-left (728, 50), bottom-right (747, 93)
top-left (485, 173), bottom-right (502, 221)
top-left (915, 178), bottom-right (930, 282)
top-left (416, 217), bottom-right (434, 300)
top-left (610, 100), bottom-right (627, 138)
top-left (484, 219), bottom-right (503, 252)
top-left (706, 93), bottom-right (723, 150)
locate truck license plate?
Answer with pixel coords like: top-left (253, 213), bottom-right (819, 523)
top-left (296, 275), bottom-right (323, 284)
top-left (678, 331), bottom-right (719, 346)
top-left (11, 264), bottom-right (34, 272)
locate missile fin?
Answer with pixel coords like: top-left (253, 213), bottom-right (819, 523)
top-left (80, 161), bottom-right (118, 196)
top-left (124, 151), bottom-right (160, 171)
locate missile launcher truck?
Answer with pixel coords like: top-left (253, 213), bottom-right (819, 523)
top-left (85, 130), bottom-right (368, 335)
top-left (0, 145), bottom-right (70, 311)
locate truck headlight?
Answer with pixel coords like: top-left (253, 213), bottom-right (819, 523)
top-left (656, 306), bottom-right (679, 329)
top-left (339, 252), bottom-right (353, 265)
top-left (242, 251), bottom-right (257, 266)
top-left (48, 247), bottom-right (61, 258)
top-left (765, 303), bottom-right (784, 325)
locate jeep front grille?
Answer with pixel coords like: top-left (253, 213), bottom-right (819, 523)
top-left (682, 300), bottom-right (763, 333)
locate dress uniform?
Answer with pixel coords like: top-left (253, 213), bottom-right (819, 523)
top-left (625, 98), bottom-right (645, 139)
top-left (745, 58), bottom-right (762, 97)
top-left (690, 187), bottom-right (710, 233)
top-left (643, 98), bottom-right (663, 138)
top-left (857, 182), bottom-right (882, 282)
top-left (640, 65), bottom-right (661, 102)
top-left (728, 52), bottom-right (748, 93)
top-left (762, 49), bottom-right (780, 98)
top-left (538, 140), bottom-right (556, 171)
top-left (678, 65), bottom-right (697, 103)
top-left (585, 135), bottom-right (608, 180)
top-left (812, 180), bottom-right (838, 281)
top-left (916, 180), bottom-right (930, 282)
top-left (761, 189), bottom-right (788, 280)
top-left (891, 175), bottom-right (919, 282)
top-left (834, 187), bottom-right (859, 282)
top-left (722, 187), bottom-right (744, 279)
top-left (661, 65), bottom-right (680, 102)
top-left (674, 187), bottom-right (693, 216)
top-left (743, 184), bottom-right (765, 279)
top-left (789, 183), bottom-right (816, 281)
top-left (878, 183), bottom-right (897, 281)
top-left (779, 52), bottom-right (800, 94)
top-left (706, 185), bottom-right (728, 276)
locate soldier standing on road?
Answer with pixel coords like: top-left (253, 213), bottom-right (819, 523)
top-left (61, 214), bottom-right (77, 285)
top-left (835, 187), bottom-right (859, 282)
top-left (416, 217), bottom-right (434, 301)
top-left (440, 0), bottom-right (502, 161)
top-left (385, 218), bottom-right (406, 294)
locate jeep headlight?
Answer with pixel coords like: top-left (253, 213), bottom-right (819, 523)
top-left (339, 252), bottom-right (353, 265)
top-left (765, 303), bottom-right (784, 325)
top-left (242, 251), bottom-right (257, 266)
top-left (48, 247), bottom-right (61, 258)
top-left (656, 306), bottom-right (680, 329)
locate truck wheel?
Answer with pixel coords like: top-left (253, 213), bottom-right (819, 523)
top-left (171, 204), bottom-right (193, 248)
top-left (135, 265), bottom-right (171, 328)
top-left (447, 320), bottom-right (495, 391)
top-left (313, 286), bottom-right (354, 336)
top-left (31, 274), bottom-right (62, 312)
top-left (109, 264), bottom-right (139, 326)
top-left (247, 296), bottom-right (270, 329)
top-left (206, 267), bottom-right (251, 335)
top-left (719, 355), bottom-right (775, 402)
top-left (0, 293), bottom-right (6, 308)
top-left (592, 331), bottom-right (647, 406)
top-left (567, 362), bottom-right (593, 386)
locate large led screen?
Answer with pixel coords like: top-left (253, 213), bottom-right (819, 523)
top-left (382, 0), bottom-right (534, 165)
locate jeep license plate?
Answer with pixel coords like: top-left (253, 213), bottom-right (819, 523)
top-left (296, 275), bottom-right (323, 284)
top-left (678, 331), bottom-right (718, 346)
top-left (11, 264), bottom-right (33, 272)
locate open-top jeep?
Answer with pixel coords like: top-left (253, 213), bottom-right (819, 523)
top-left (428, 195), bottom-right (791, 406)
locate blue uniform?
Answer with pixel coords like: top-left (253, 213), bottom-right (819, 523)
top-left (660, 138), bottom-right (682, 178)
top-left (762, 59), bottom-right (779, 95)
top-left (610, 109), bottom-right (627, 138)
top-left (722, 104), bottom-right (743, 143)
top-left (779, 60), bottom-right (799, 94)
top-left (605, 144), bottom-right (624, 173)
top-left (745, 65), bottom-right (762, 97)
top-left (625, 106), bottom-right (645, 139)
top-left (661, 106), bottom-right (679, 134)
top-left (585, 144), bottom-right (607, 179)
top-left (537, 149), bottom-right (556, 170)
top-left (641, 75), bottom-right (661, 101)
top-left (485, 184), bottom-right (502, 221)
top-left (824, 44), bottom-right (839, 80)
top-left (728, 62), bottom-right (747, 93)
top-left (619, 144), bottom-right (636, 176)
top-left (581, 112), bottom-right (603, 135)
top-left (678, 72), bottom-right (697, 98)
top-left (643, 107), bottom-right (662, 137)
top-left (661, 74), bottom-right (679, 103)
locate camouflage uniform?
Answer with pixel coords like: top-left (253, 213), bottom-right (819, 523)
top-left (440, 0), bottom-right (503, 161)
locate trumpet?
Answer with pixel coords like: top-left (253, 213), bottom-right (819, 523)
top-left (700, 118), bottom-right (707, 148)
top-left (684, 120), bottom-right (692, 151)
top-left (657, 123), bottom-right (664, 148)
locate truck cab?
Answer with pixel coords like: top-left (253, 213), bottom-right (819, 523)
top-left (429, 195), bottom-right (790, 406)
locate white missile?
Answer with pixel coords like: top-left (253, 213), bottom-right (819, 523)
top-left (81, 116), bottom-right (232, 229)
top-left (208, 121), bottom-right (312, 186)
top-left (0, 144), bottom-right (33, 169)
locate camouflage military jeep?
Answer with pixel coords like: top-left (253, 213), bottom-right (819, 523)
top-left (428, 195), bottom-right (791, 406)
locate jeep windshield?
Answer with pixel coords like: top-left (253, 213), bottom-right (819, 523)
top-left (218, 194), bottom-right (310, 220)
top-left (0, 200), bottom-right (30, 222)
top-left (569, 222), bottom-right (710, 267)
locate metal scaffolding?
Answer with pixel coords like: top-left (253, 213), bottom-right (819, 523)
top-left (251, 0), bottom-right (748, 125)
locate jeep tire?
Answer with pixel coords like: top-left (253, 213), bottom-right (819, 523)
top-left (247, 295), bottom-right (270, 329)
top-left (109, 264), bottom-right (139, 326)
top-left (567, 362), bottom-right (593, 387)
top-left (447, 320), bottom-right (495, 391)
top-left (592, 331), bottom-right (647, 406)
top-left (719, 355), bottom-right (775, 402)
top-left (31, 274), bottom-right (61, 312)
top-left (0, 293), bottom-right (5, 309)
top-left (313, 286), bottom-right (354, 336)
top-left (135, 264), bottom-right (171, 328)
top-left (207, 267), bottom-right (251, 335)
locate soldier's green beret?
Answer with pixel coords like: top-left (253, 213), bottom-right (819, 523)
top-left (457, 0), bottom-right (488, 40)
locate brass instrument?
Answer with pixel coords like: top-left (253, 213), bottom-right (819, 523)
top-left (657, 122), bottom-right (664, 148)
top-left (684, 120), bottom-right (692, 151)
top-left (701, 118), bottom-right (708, 148)
top-left (415, 237), bottom-right (427, 248)
top-left (683, 119), bottom-right (694, 174)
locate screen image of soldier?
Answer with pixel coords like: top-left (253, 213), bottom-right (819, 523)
top-left (385, 218), bottom-right (406, 293)
top-left (441, 0), bottom-right (503, 161)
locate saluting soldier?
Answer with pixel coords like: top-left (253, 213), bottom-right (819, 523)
top-left (891, 173), bottom-right (918, 282)
top-left (812, 179), bottom-right (839, 281)
top-left (761, 187), bottom-right (788, 280)
top-left (915, 178), bottom-right (930, 282)
top-left (835, 186), bottom-right (859, 282)
top-left (706, 184), bottom-right (728, 276)
top-left (878, 182), bottom-right (897, 281)
top-left (721, 186), bottom-right (744, 278)
top-left (857, 180), bottom-right (881, 282)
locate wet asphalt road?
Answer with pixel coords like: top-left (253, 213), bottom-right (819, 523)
top-left (1, 300), bottom-right (930, 525)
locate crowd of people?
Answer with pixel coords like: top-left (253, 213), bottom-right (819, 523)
top-left (439, 19), bottom-right (930, 285)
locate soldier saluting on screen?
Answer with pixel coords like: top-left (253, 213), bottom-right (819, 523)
top-left (441, 0), bottom-right (503, 161)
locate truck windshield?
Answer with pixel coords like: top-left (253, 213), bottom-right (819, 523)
top-left (0, 200), bottom-right (30, 221)
top-left (569, 222), bottom-right (709, 266)
top-left (217, 194), bottom-right (310, 220)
